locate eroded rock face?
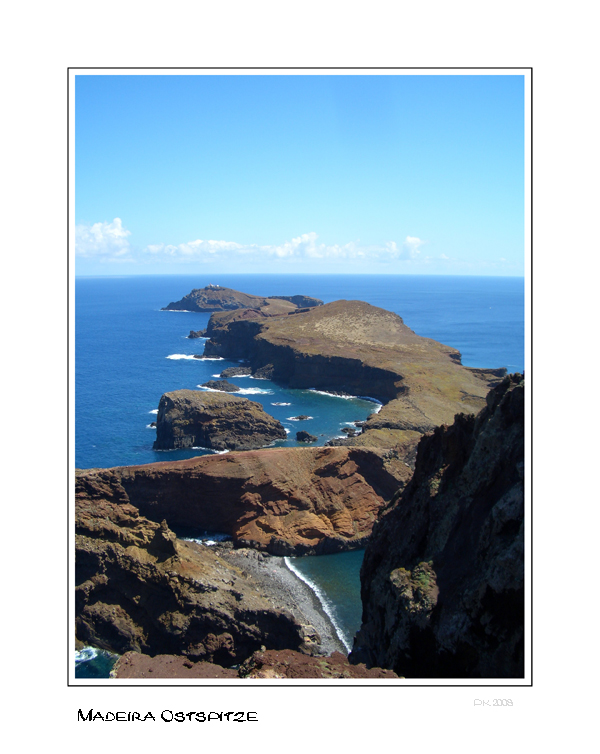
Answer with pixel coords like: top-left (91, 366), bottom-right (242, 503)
top-left (75, 446), bottom-right (412, 555)
top-left (153, 389), bottom-right (287, 451)
top-left (75, 493), bottom-right (306, 662)
top-left (203, 300), bottom-right (506, 458)
top-left (351, 375), bottom-right (525, 678)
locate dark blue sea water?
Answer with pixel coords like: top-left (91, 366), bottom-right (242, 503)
top-left (75, 273), bottom-right (524, 676)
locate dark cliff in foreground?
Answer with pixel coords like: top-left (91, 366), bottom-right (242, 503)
top-left (351, 374), bottom-right (525, 678)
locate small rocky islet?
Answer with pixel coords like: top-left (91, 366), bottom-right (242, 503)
top-left (76, 285), bottom-right (524, 679)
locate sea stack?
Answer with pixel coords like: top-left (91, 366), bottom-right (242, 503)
top-left (153, 389), bottom-right (287, 451)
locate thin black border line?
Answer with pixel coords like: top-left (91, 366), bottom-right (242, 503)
top-left (69, 66), bottom-right (533, 688)
top-left (67, 65), bottom-right (71, 690)
top-left (69, 66), bottom-right (530, 70)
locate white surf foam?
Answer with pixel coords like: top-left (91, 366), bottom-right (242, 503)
top-left (190, 446), bottom-right (230, 454)
top-left (183, 532), bottom-right (230, 546)
top-left (284, 557), bottom-right (351, 652)
top-left (237, 387), bottom-right (273, 395)
top-left (308, 389), bottom-right (383, 407)
top-left (75, 647), bottom-right (98, 664)
top-left (272, 402), bottom-right (291, 406)
top-left (168, 353), bottom-right (225, 361)
top-left (149, 409), bottom-right (158, 414)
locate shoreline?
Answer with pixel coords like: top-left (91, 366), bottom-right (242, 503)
top-left (216, 545), bottom-right (348, 657)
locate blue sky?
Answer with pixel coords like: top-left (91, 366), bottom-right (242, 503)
top-left (75, 73), bottom-right (525, 276)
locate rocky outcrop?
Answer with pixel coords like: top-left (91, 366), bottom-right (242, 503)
top-left (111, 649), bottom-right (397, 679)
top-left (296, 431), bottom-right (317, 443)
top-left (200, 380), bottom-right (240, 393)
top-left (162, 286), bottom-right (323, 313)
top-left (220, 366), bottom-right (252, 378)
top-left (269, 295), bottom-right (323, 309)
top-left (238, 649), bottom-right (398, 679)
top-left (351, 375), bottom-right (525, 678)
top-left (111, 652), bottom-right (239, 678)
top-left (203, 300), bottom-right (506, 456)
top-left (75, 446), bottom-right (412, 555)
top-left (75, 493), bottom-right (308, 662)
top-left (152, 389), bottom-right (287, 451)
top-left (188, 329), bottom-right (207, 339)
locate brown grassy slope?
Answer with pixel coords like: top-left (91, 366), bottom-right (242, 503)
top-left (206, 300), bottom-right (505, 449)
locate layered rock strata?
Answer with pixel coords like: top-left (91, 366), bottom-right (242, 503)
top-left (203, 299), bottom-right (506, 454)
top-left (153, 389), bottom-right (287, 451)
top-left (351, 375), bottom-right (525, 678)
top-left (76, 446), bottom-right (412, 555)
top-left (75, 493), bottom-right (310, 662)
top-left (162, 286), bottom-right (323, 313)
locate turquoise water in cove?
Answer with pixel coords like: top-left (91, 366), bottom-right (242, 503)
top-left (75, 273), bottom-right (525, 677)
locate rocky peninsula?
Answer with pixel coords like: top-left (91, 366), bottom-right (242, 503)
top-left (153, 389), bottom-right (287, 451)
top-left (202, 298), bottom-right (506, 455)
top-left (78, 287), bottom-right (524, 679)
top-left (162, 285), bottom-right (323, 313)
top-left (351, 374), bottom-right (525, 678)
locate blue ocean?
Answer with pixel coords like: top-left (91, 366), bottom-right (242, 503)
top-left (75, 274), bottom-right (524, 677)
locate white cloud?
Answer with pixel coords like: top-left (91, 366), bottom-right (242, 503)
top-left (75, 218), bottom-right (131, 259)
top-left (402, 236), bottom-right (425, 259)
top-left (142, 233), bottom-right (429, 264)
top-left (75, 220), bottom-right (429, 268)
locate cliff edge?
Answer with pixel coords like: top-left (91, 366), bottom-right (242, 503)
top-left (351, 374), bottom-right (525, 678)
top-left (76, 445), bottom-right (411, 555)
top-left (75, 493), bottom-right (309, 662)
top-left (204, 299), bottom-right (506, 454)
